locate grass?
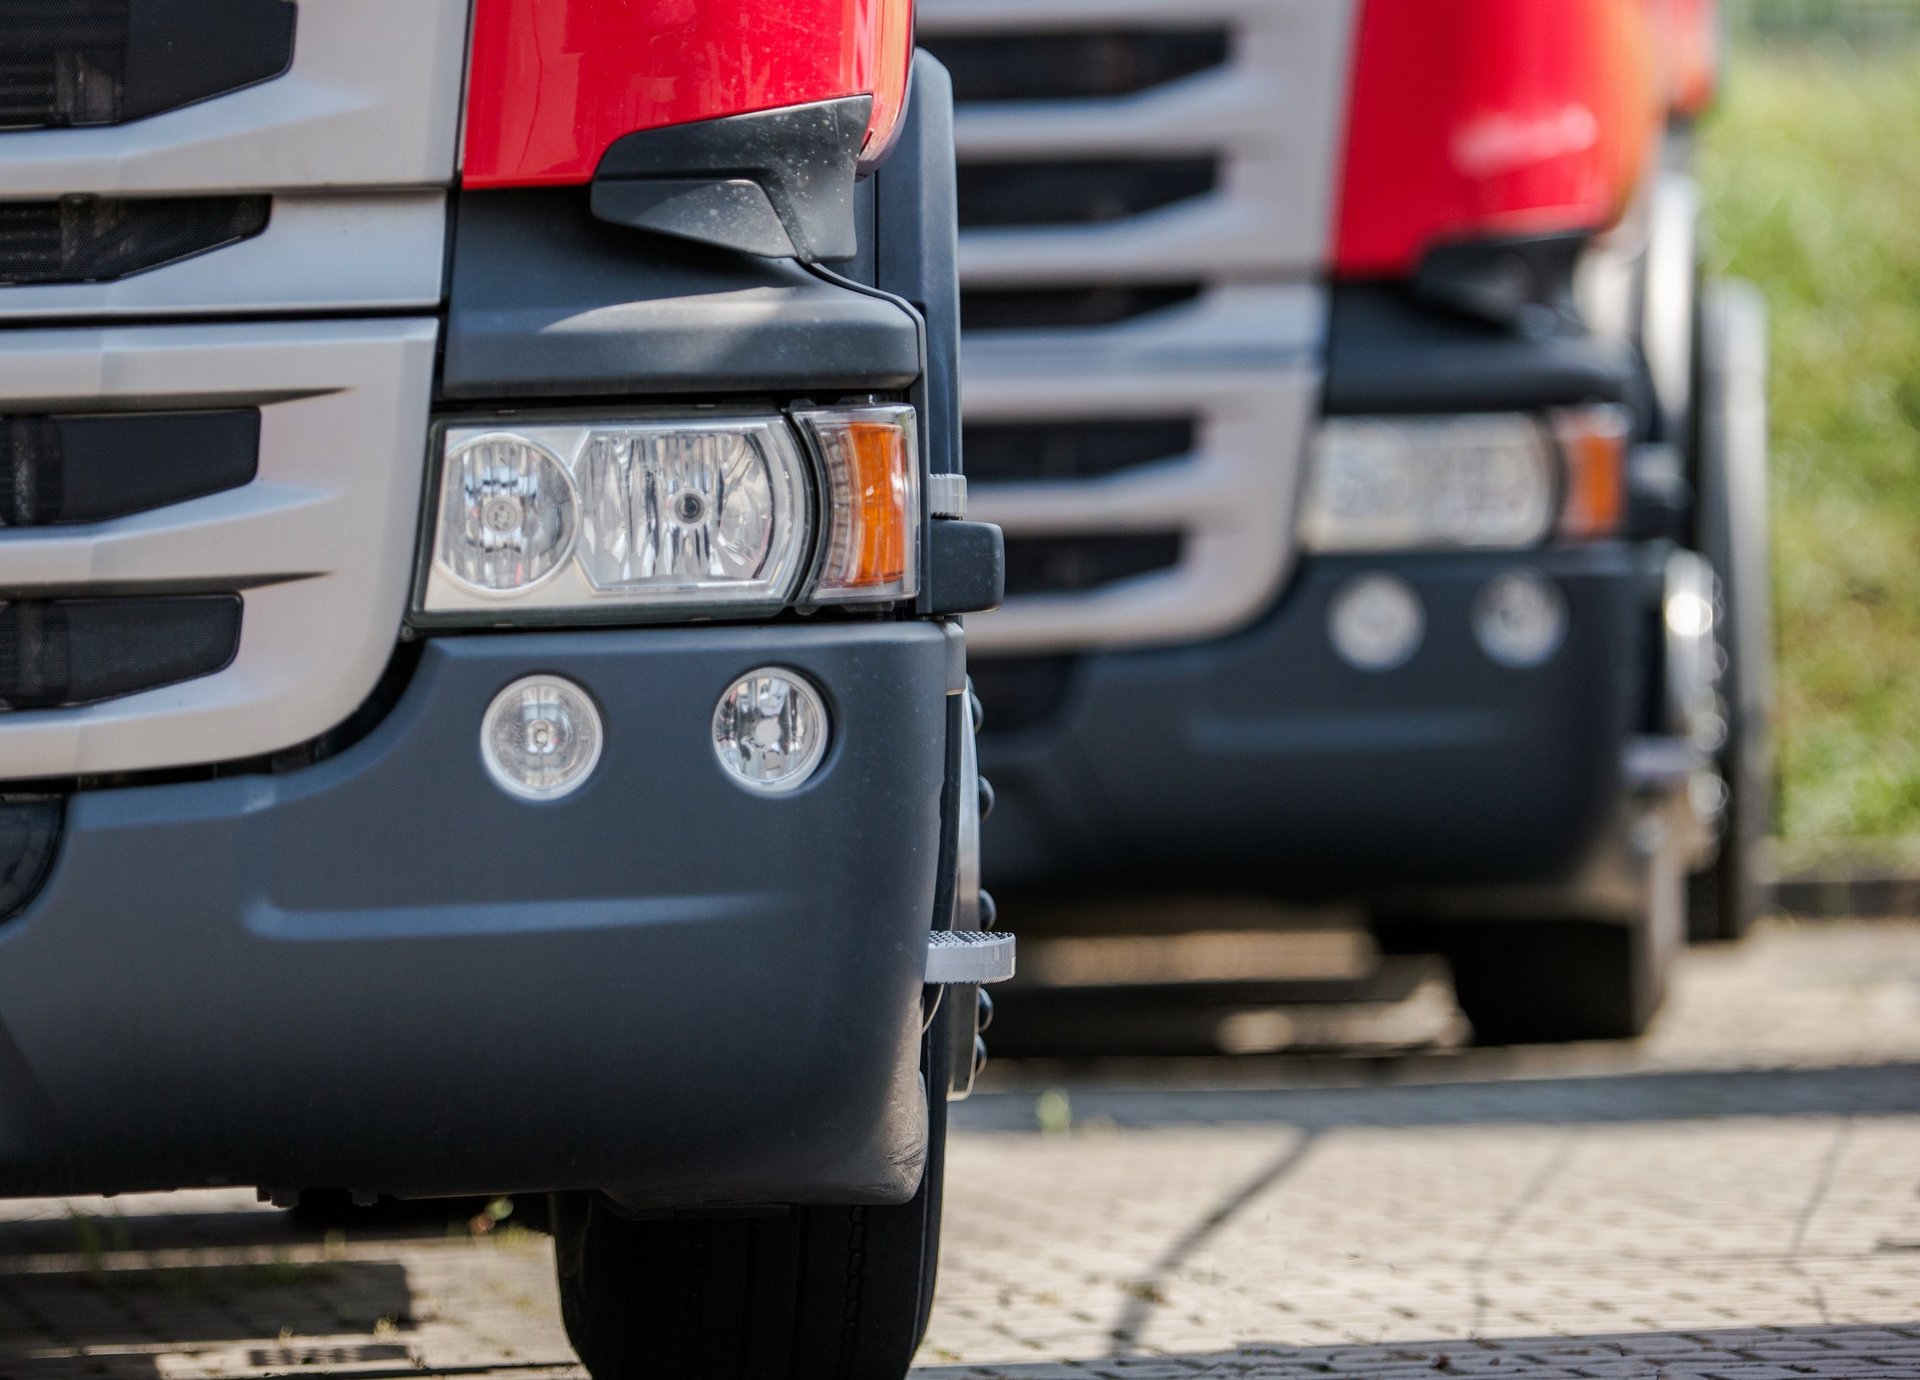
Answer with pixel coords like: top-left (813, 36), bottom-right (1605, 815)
top-left (1698, 37), bottom-right (1920, 843)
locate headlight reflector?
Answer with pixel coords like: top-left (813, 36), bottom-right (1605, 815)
top-left (575, 421), bottom-right (808, 596)
top-left (1299, 415), bottom-right (1556, 552)
top-left (439, 433), bottom-right (578, 593)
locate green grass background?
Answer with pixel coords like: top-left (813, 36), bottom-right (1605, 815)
top-left (1700, 12), bottom-right (1920, 845)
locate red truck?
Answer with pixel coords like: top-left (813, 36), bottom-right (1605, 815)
top-left (0, 3), bottom-right (1005, 1376)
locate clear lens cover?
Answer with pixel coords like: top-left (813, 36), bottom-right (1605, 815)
top-left (712, 668), bottom-right (830, 794)
top-left (1299, 415), bottom-right (1556, 553)
top-left (425, 417), bottom-right (810, 617)
top-left (480, 675), bottom-right (604, 801)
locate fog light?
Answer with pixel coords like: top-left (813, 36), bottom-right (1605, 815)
top-left (1473, 569), bottom-right (1567, 667)
top-left (481, 675), bottom-right (603, 801)
top-left (1328, 573), bottom-right (1424, 671)
top-left (713, 668), bottom-right (829, 794)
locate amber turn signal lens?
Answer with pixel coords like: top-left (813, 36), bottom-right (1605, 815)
top-left (798, 406), bottom-right (921, 604)
top-left (1554, 406), bottom-right (1631, 540)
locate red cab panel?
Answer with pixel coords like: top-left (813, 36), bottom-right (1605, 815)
top-left (464, 0), bottom-right (914, 188)
top-left (1653, 0), bottom-right (1720, 115)
top-left (1335, 0), bottom-right (1662, 277)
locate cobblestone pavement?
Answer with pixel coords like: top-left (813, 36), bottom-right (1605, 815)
top-left (2, 919), bottom-right (1918, 1378)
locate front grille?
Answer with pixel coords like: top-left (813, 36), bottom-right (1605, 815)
top-left (957, 159), bottom-right (1217, 229)
top-left (961, 284), bottom-right (1201, 332)
top-left (965, 418), bottom-right (1195, 484)
top-left (0, 196), bottom-right (270, 286)
top-left (0, 595), bottom-right (241, 710)
top-left (971, 656), bottom-right (1079, 734)
top-left (928, 29), bottom-right (1231, 103)
top-left (1, 410), bottom-right (259, 525)
top-left (0, 0), bottom-right (296, 130)
top-left (1003, 533), bottom-right (1182, 598)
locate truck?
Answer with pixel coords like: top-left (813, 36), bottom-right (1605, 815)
top-left (0, 4), bottom-right (1006, 1376)
top-left (919, 0), bottom-right (1770, 1044)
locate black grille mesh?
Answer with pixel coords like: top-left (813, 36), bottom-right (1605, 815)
top-left (0, 0), bottom-right (296, 130)
top-left (965, 418), bottom-right (1196, 484)
top-left (0, 596), bottom-right (242, 711)
top-left (926, 29), bottom-right (1231, 104)
top-left (961, 284), bottom-right (1201, 332)
top-left (957, 159), bottom-right (1217, 230)
top-left (1, 410), bottom-right (260, 526)
top-left (1002, 533), bottom-right (1182, 598)
top-left (0, 196), bottom-right (270, 286)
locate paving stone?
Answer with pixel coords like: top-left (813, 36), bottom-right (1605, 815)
top-left (1, 920), bottom-right (1918, 1377)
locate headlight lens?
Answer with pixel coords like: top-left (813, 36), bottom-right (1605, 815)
top-left (423, 417), bottom-right (811, 618)
top-left (439, 433), bottom-right (578, 593)
top-left (1298, 415), bottom-right (1556, 552)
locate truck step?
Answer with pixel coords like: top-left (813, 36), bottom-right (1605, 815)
top-left (926, 930), bottom-right (1016, 985)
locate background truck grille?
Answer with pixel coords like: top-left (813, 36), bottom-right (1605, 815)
top-left (957, 158), bottom-right (1218, 229)
top-left (960, 283), bottom-right (1202, 332)
top-left (921, 0), bottom-right (1353, 662)
top-left (0, 196), bottom-right (269, 286)
top-left (1004, 533), bottom-right (1183, 598)
top-left (0, 0), bottom-right (296, 130)
top-left (964, 418), bottom-right (1196, 484)
top-left (935, 28), bottom-right (1232, 103)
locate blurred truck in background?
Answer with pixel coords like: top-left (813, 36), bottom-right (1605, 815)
top-left (921, 0), bottom-right (1771, 1043)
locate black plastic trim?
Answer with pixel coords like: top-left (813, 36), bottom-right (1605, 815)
top-left (440, 188), bottom-right (921, 401)
top-left (591, 96), bottom-right (872, 262)
top-left (1325, 283), bottom-right (1637, 416)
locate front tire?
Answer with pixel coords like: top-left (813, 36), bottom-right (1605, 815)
top-left (552, 1031), bottom-right (948, 1380)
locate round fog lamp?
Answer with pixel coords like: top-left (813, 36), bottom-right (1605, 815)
top-left (1473, 569), bottom-right (1567, 667)
top-left (713, 668), bottom-right (829, 793)
top-left (1328, 573), bottom-right (1424, 671)
top-left (481, 675), bottom-right (603, 801)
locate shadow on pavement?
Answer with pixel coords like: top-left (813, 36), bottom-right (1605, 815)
top-left (914, 1321), bottom-right (1920, 1377)
top-left (956, 1059), bottom-right (1920, 1132)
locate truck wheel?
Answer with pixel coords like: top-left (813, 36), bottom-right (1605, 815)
top-left (1687, 278), bottom-right (1774, 943)
top-left (1435, 916), bottom-right (1665, 1044)
top-left (552, 1034), bottom-right (948, 1380)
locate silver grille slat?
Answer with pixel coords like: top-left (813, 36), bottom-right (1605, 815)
top-left (0, 319), bottom-right (437, 779)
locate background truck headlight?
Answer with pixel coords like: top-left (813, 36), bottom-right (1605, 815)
top-left (419, 409), bottom-right (920, 621)
top-left (1298, 409), bottom-right (1628, 554)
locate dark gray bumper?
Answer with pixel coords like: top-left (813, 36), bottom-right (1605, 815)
top-left (979, 544), bottom-right (1664, 903)
top-left (0, 623), bottom-right (950, 1205)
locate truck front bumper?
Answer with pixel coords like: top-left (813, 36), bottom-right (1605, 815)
top-left (0, 623), bottom-right (951, 1205)
top-left (979, 543), bottom-right (1667, 906)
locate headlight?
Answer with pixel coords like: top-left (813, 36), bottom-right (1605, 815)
top-left (419, 410), bottom-right (918, 620)
top-left (1298, 414), bottom-right (1557, 552)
